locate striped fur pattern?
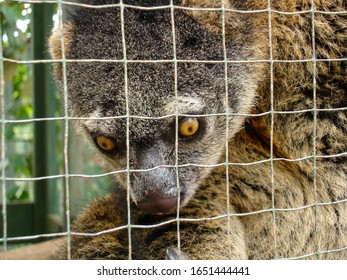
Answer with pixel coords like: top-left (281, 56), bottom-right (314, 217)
top-left (50, 0), bottom-right (346, 259)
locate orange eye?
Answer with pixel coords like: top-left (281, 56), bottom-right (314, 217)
top-left (96, 136), bottom-right (116, 152)
top-left (179, 118), bottom-right (200, 137)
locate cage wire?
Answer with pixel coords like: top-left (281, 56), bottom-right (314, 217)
top-left (0, 0), bottom-right (6, 254)
top-left (0, 0), bottom-right (347, 260)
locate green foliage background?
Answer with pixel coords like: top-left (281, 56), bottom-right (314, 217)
top-left (1, 1), bottom-right (110, 217)
top-left (1, 1), bottom-right (33, 201)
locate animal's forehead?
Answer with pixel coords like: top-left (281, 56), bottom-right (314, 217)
top-left (93, 62), bottom-right (221, 117)
top-left (70, 2), bottom-right (224, 61)
top-left (67, 1), bottom-right (226, 118)
top-left (67, 60), bottom-right (222, 120)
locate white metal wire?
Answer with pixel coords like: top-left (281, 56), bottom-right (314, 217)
top-left (267, 0), bottom-right (277, 258)
top-left (310, 0), bottom-right (320, 259)
top-left (119, 0), bottom-right (133, 260)
top-left (0, 0), bottom-right (346, 260)
top-left (169, 0), bottom-right (183, 256)
top-left (56, 0), bottom-right (72, 259)
top-left (7, 0), bottom-right (347, 15)
top-left (220, 0), bottom-right (232, 259)
top-left (0, 3), bottom-right (8, 256)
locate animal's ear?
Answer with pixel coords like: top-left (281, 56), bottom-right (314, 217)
top-left (48, 23), bottom-right (74, 80)
top-left (180, 0), bottom-right (267, 37)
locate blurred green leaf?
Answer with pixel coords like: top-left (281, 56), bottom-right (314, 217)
top-left (2, 2), bottom-right (34, 202)
top-left (7, 186), bottom-right (30, 201)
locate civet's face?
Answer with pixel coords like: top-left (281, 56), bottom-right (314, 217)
top-left (51, 1), bottom-right (264, 214)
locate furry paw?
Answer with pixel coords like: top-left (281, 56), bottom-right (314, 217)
top-left (166, 247), bottom-right (189, 260)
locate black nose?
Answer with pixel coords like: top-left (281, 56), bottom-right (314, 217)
top-left (137, 196), bottom-right (178, 215)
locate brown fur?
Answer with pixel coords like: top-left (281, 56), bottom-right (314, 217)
top-left (51, 0), bottom-right (346, 259)
top-left (49, 22), bottom-right (74, 78)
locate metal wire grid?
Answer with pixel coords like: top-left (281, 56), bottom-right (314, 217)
top-left (0, 0), bottom-right (346, 260)
top-left (0, 0), bottom-right (6, 254)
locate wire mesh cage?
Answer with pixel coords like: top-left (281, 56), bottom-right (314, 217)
top-left (0, 0), bottom-right (347, 260)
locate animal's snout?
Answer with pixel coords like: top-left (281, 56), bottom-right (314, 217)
top-left (130, 146), bottom-right (181, 214)
top-left (137, 195), bottom-right (178, 215)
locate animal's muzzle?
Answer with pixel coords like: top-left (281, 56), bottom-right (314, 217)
top-left (137, 195), bottom-right (178, 215)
